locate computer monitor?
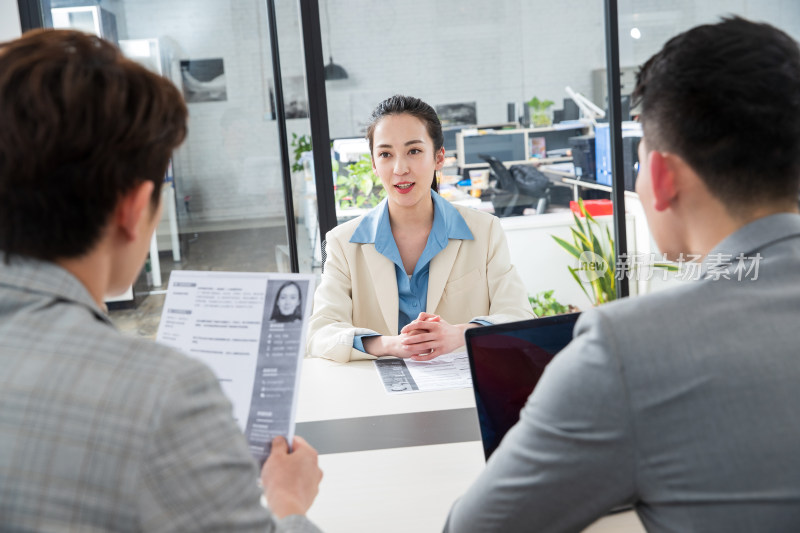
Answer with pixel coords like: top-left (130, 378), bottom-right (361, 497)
top-left (332, 137), bottom-right (369, 164)
top-left (465, 313), bottom-right (580, 459)
top-left (461, 132), bottom-right (526, 165)
top-left (443, 126), bottom-right (462, 154)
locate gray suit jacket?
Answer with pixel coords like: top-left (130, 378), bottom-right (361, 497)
top-left (0, 259), bottom-right (322, 532)
top-left (446, 213), bottom-right (800, 532)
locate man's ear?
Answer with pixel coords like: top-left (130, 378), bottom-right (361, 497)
top-left (434, 146), bottom-right (446, 170)
top-left (116, 181), bottom-right (156, 241)
top-left (649, 151), bottom-right (678, 212)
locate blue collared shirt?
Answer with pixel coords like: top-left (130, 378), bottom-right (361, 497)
top-left (350, 191), bottom-right (474, 352)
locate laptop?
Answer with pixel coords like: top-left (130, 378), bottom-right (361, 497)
top-left (465, 313), bottom-right (580, 460)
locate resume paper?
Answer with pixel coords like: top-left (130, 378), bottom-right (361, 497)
top-left (156, 270), bottom-right (315, 463)
top-left (373, 351), bottom-right (473, 394)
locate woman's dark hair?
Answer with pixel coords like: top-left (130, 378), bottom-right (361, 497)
top-left (0, 29), bottom-right (188, 262)
top-left (270, 281), bottom-right (303, 322)
top-left (633, 16), bottom-right (800, 210)
top-left (365, 95), bottom-right (443, 192)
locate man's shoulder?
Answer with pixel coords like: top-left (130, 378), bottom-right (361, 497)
top-left (0, 280), bottom-right (201, 376)
top-left (114, 330), bottom-right (212, 378)
top-left (593, 281), bottom-right (701, 323)
top-left (576, 280), bottom-right (710, 358)
top-left (31, 299), bottom-right (211, 388)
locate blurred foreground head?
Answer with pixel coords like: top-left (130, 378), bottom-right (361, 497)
top-left (0, 29), bottom-right (188, 262)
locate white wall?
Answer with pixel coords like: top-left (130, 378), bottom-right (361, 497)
top-left (0, 0), bottom-right (22, 41)
top-left (322, 0), bottom-right (606, 138)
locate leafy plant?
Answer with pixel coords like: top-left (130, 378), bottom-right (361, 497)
top-left (529, 290), bottom-right (573, 317)
top-left (552, 198), bottom-right (677, 306)
top-left (552, 199), bottom-right (616, 305)
top-left (335, 154), bottom-right (386, 209)
top-left (290, 133), bottom-right (312, 173)
top-left (527, 96), bottom-right (555, 127)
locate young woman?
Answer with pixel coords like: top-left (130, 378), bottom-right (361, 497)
top-left (307, 95), bottom-right (533, 362)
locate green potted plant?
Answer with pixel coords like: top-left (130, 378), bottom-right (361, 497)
top-left (529, 290), bottom-right (578, 317)
top-left (552, 198), bottom-right (676, 306)
top-left (335, 154), bottom-right (386, 210)
top-left (527, 96), bottom-right (555, 127)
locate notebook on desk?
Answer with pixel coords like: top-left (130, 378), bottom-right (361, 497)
top-left (465, 313), bottom-right (580, 460)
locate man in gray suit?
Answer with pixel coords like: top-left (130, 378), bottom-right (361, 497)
top-left (0, 30), bottom-right (322, 531)
top-left (446, 17), bottom-right (800, 533)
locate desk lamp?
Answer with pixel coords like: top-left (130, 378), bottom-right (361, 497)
top-left (565, 86), bottom-right (605, 126)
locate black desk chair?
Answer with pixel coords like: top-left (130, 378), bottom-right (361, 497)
top-left (478, 154), bottom-right (551, 217)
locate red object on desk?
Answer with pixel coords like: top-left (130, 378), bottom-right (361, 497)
top-left (570, 199), bottom-right (613, 217)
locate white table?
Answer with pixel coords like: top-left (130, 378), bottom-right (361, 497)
top-left (295, 357), bottom-right (645, 533)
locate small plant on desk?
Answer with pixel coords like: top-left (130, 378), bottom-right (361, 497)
top-left (527, 96), bottom-right (555, 127)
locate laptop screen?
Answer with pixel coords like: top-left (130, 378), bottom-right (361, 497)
top-left (465, 313), bottom-right (580, 459)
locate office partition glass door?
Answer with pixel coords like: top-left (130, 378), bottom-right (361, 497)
top-left (270, 0), bottom-right (322, 274)
top-left (25, 0), bottom-right (317, 336)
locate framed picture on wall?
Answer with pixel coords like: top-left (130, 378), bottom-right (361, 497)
top-left (435, 102), bottom-right (477, 126)
top-left (180, 58), bottom-right (227, 103)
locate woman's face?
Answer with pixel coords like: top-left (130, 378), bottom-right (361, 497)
top-left (277, 284), bottom-right (300, 316)
top-left (371, 113), bottom-right (444, 211)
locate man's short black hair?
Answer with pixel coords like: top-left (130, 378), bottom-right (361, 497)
top-left (0, 29), bottom-right (188, 262)
top-left (633, 16), bottom-right (800, 209)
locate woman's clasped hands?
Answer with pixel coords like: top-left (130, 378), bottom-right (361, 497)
top-left (399, 312), bottom-right (478, 361)
top-left (361, 313), bottom-right (479, 360)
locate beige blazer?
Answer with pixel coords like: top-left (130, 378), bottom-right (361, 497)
top-left (307, 204), bottom-right (534, 362)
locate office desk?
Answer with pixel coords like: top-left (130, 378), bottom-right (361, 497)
top-left (295, 357), bottom-right (645, 533)
top-left (539, 162), bottom-right (639, 203)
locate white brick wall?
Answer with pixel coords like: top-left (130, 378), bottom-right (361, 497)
top-left (119, 0), bottom-right (799, 227)
top-left (323, 0), bottom-right (606, 138)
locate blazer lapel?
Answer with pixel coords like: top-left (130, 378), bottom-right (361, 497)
top-left (363, 244), bottom-right (399, 334)
top-left (427, 239), bottom-right (462, 313)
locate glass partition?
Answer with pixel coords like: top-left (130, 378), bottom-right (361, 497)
top-left (273, 0), bottom-right (320, 274)
top-left (25, 0), bottom-right (799, 335)
top-left (36, 0), bottom-right (306, 336)
top-left (616, 0), bottom-right (800, 297)
top-left (322, 0), bottom-right (609, 313)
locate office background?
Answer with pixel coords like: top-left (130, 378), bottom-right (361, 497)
top-left (6, 0), bottom-right (800, 335)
